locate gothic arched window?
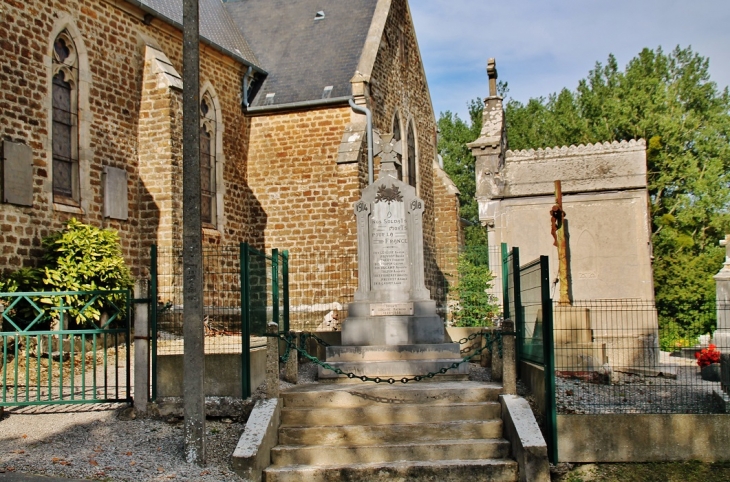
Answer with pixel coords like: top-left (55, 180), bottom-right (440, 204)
top-left (406, 121), bottom-right (417, 188)
top-left (200, 92), bottom-right (217, 225)
top-left (52, 31), bottom-right (79, 203)
top-left (392, 112), bottom-right (403, 181)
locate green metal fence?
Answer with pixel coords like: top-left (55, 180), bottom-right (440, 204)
top-left (150, 243), bottom-right (288, 400)
top-left (1, 290), bottom-right (131, 407)
top-left (503, 248), bottom-right (557, 463)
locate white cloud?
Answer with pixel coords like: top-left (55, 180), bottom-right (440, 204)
top-left (411, 0), bottom-right (730, 119)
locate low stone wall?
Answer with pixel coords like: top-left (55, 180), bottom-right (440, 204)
top-left (558, 414), bottom-right (730, 462)
top-left (520, 360), bottom-right (546, 416)
top-left (157, 347), bottom-right (266, 398)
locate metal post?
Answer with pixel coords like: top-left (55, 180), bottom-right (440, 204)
top-left (272, 248), bottom-right (279, 331)
top-left (150, 245), bottom-right (158, 402)
top-left (240, 243), bottom-right (251, 399)
top-left (501, 242), bottom-right (509, 319)
top-left (282, 250), bottom-right (290, 333)
top-left (182, 0), bottom-right (205, 465)
top-left (512, 248), bottom-right (523, 378)
top-left (540, 255), bottom-right (558, 463)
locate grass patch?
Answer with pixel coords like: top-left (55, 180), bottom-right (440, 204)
top-left (555, 462), bottom-right (730, 482)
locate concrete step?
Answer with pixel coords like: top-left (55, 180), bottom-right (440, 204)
top-left (263, 458), bottom-right (519, 482)
top-left (280, 402), bottom-right (501, 427)
top-left (279, 419), bottom-right (504, 446)
top-left (317, 358), bottom-right (470, 379)
top-left (281, 381), bottom-right (502, 408)
top-left (271, 438), bottom-right (511, 466)
top-left (325, 343), bottom-right (462, 362)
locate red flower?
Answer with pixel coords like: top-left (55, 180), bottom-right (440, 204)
top-left (695, 344), bottom-right (721, 368)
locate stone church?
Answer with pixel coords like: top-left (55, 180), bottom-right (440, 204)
top-left (0, 0), bottom-right (462, 292)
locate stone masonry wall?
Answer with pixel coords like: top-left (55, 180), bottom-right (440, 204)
top-left (0, 0), bottom-right (258, 279)
top-left (368, 0), bottom-right (451, 298)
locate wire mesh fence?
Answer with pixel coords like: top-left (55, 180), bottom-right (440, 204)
top-left (285, 245), bottom-right (502, 331)
top-left (552, 299), bottom-right (728, 414)
top-left (153, 246), bottom-right (287, 355)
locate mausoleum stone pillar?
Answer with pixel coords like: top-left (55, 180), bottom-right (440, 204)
top-left (713, 235), bottom-right (730, 352)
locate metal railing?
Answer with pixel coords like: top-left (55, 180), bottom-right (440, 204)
top-left (1, 290), bottom-right (131, 407)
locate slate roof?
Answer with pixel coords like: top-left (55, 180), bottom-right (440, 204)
top-left (225, 0), bottom-right (378, 107)
top-left (135, 0), bottom-right (262, 70)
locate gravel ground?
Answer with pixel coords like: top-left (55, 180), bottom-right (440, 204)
top-left (556, 364), bottom-right (723, 414)
top-left (0, 357), bottom-right (319, 481)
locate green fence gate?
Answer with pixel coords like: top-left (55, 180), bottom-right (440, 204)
top-left (503, 245), bottom-right (557, 462)
top-left (150, 243), bottom-right (288, 401)
top-left (1, 290), bottom-right (132, 407)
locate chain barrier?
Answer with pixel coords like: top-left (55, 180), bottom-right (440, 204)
top-left (265, 329), bottom-right (514, 384)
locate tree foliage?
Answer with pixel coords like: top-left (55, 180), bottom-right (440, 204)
top-left (437, 98), bottom-right (487, 245)
top-left (500, 46), bottom-right (730, 343)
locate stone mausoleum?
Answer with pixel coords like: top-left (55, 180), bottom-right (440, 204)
top-left (472, 61), bottom-right (659, 373)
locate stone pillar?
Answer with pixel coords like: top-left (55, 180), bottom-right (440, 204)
top-left (266, 322), bottom-right (279, 399)
top-left (713, 235), bottom-right (730, 352)
top-left (133, 280), bottom-right (150, 414)
top-left (469, 58), bottom-right (507, 308)
top-left (492, 336), bottom-right (503, 382)
top-left (501, 321), bottom-right (517, 395)
top-left (284, 331), bottom-right (298, 384)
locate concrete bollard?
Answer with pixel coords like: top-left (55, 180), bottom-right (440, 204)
top-left (284, 331), bottom-right (298, 384)
top-left (133, 280), bottom-right (150, 414)
top-left (266, 322), bottom-right (279, 399)
top-left (501, 320), bottom-right (517, 395)
top-left (492, 333), bottom-right (503, 382)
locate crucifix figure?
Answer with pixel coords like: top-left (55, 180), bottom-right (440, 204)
top-left (551, 180), bottom-right (572, 305)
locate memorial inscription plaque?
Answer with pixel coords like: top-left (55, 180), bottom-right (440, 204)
top-left (370, 302), bottom-right (414, 316)
top-left (371, 189), bottom-right (410, 291)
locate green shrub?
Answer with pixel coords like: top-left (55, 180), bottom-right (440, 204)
top-left (451, 251), bottom-right (500, 327)
top-left (0, 219), bottom-right (133, 328)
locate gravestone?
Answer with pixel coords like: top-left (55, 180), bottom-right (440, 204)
top-left (320, 135), bottom-right (465, 379)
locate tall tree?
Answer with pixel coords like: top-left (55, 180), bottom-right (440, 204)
top-left (438, 99), bottom-right (488, 245)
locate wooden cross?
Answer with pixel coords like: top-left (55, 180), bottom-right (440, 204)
top-left (551, 180), bottom-right (572, 305)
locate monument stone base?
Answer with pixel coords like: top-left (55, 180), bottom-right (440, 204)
top-left (342, 300), bottom-right (445, 345)
top-left (318, 343), bottom-right (469, 381)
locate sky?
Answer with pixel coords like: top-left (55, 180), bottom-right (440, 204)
top-left (409, 0), bottom-right (730, 121)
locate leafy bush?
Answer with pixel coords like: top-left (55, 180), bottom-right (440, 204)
top-left (451, 251), bottom-right (499, 327)
top-left (0, 219), bottom-right (133, 328)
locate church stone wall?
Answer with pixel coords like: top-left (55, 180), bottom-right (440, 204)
top-left (0, 0), bottom-right (257, 278)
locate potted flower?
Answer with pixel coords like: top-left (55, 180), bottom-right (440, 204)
top-left (696, 344), bottom-right (721, 381)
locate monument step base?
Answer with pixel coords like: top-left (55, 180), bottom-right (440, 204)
top-left (326, 343), bottom-right (462, 362)
top-left (341, 315), bottom-right (446, 346)
top-left (318, 359), bottom-right (470, 380)
top-left (264, 458), bottom-right (518, 482)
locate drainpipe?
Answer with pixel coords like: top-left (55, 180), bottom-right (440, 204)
top-left (348, 98), bottom-right (373, 185)
top-left (242, 66), bottom-right (253, 108)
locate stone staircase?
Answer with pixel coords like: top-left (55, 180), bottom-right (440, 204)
top-left (263, 380), bottom-right (519, 482)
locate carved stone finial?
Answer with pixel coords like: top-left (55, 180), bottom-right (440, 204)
top-left (721, 235), bottom-right (730, 265)
top-left (487, 58), bottom-right (498, 97)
